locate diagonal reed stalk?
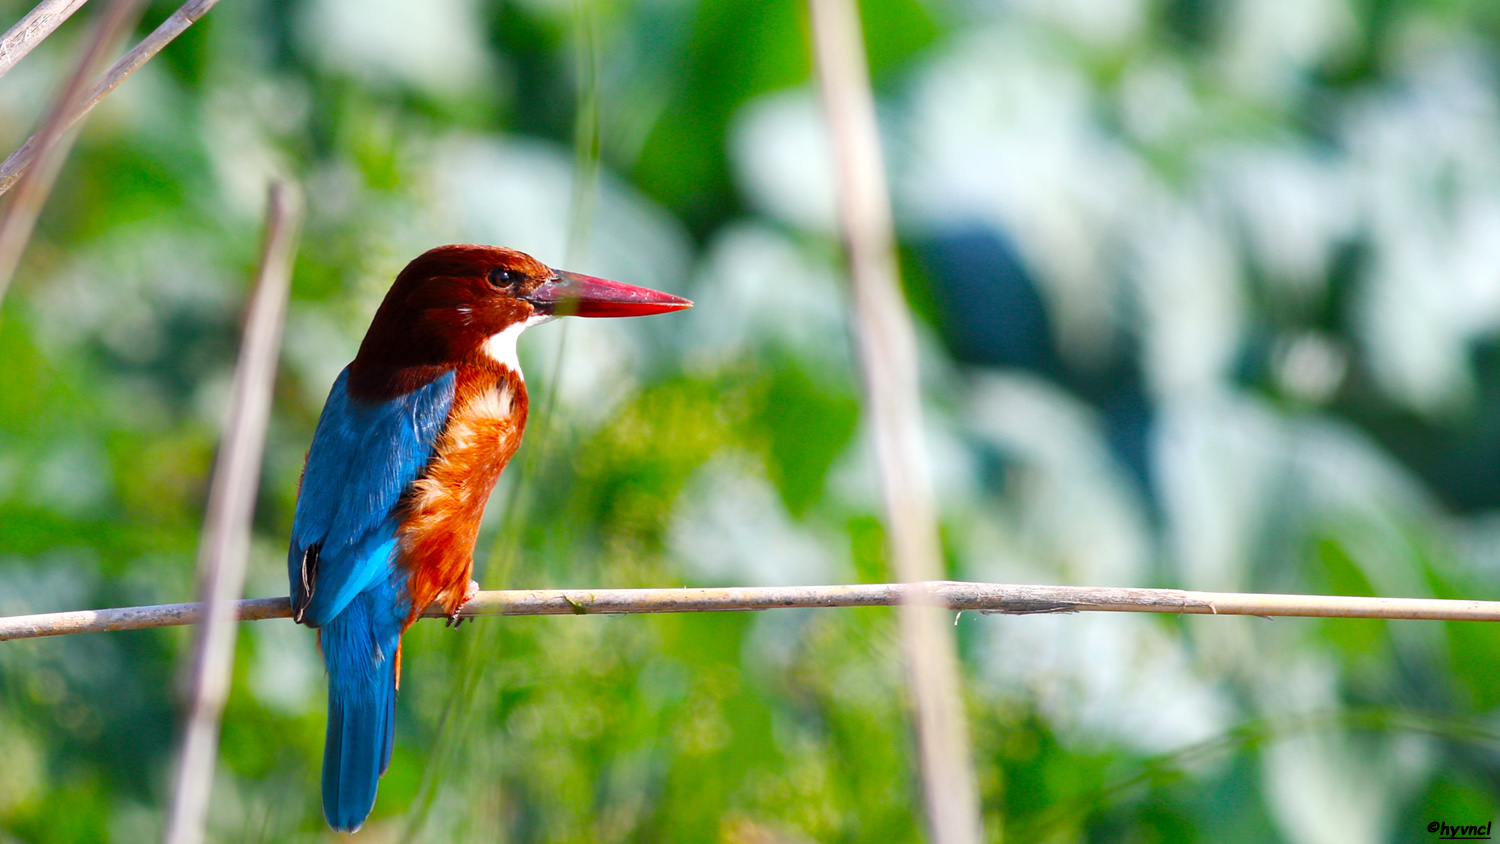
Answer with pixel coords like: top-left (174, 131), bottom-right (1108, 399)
top-left (0, 0), bottom-right (147, 308)
top-left (162, 181), bottom-right (301, 844)
top-left (0, 0), bottom-right (91, 79)
top-left (0, 0), bottom-right (221, 199)
top-left (805, 0), bottom-right (985, 841)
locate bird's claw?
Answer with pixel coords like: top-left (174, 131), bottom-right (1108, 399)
top-left (446, 579), bottom-right (481, 628)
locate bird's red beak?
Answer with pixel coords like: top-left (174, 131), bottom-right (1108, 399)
top-left (528, 270), bottom-right (692, 318)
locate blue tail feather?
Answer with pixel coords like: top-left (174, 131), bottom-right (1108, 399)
top-left (318, 584), bottom-right (403, 832)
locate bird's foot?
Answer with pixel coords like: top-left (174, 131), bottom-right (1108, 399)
top-left (446, 580), bottom-right (481, 628)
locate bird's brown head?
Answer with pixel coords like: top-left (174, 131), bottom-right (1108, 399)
top-left (348, 244), bottom-right (691, 396)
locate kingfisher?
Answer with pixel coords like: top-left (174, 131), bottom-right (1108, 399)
top-left (287, 244), bottom-right (690, 831)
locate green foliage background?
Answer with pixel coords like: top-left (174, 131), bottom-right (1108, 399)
top-left (3, 0), bottom-right (1500, 841)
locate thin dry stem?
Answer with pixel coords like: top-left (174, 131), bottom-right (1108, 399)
top-left (806, 0), bottom-right (984, 841)
top-left (162, 182), bottom-right (301, 844)
top-left (0, 0), bottom-right (91, 79)
top-left (0, 0), bottom-right (220, 198)
top-left (0, 0), bottom-right (147, 306)
top-left (5, 582), bottom-right (1500, 642)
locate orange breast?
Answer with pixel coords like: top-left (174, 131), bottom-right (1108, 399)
top-left (398, 364), bottom-right (528, 625)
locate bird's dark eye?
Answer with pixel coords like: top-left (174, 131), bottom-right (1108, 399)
top-left (488, 267), bottom-right (518, 289)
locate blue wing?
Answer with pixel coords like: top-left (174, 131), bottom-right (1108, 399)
top-left (288, 366), bottom-right (456, 627)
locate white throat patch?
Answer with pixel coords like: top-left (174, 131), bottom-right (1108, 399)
top-left (481, 313), bottom-right (554, 379)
